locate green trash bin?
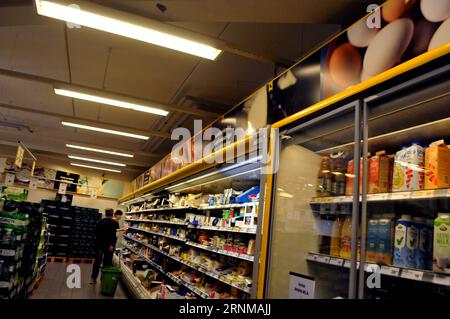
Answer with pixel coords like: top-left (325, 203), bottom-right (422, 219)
top-left (100, 266), bottom-right (122, 296)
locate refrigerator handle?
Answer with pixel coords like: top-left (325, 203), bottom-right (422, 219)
top-left (358, 100), bottom-right (369, 299)
top-left (349, 99), bottom-right (362, 299)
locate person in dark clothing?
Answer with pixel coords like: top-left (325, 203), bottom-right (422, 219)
top-left (90, 209), bottom-right (126, 283)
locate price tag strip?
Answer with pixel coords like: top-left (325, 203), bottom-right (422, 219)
top-left (381, 266), bottom-right (400, 277)
top-left (401, 269), bottom-right (424, 281)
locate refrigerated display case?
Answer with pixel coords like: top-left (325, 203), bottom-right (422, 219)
top-left (264, 61), bottom-right (450, 299)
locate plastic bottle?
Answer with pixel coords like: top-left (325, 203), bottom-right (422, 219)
top-left (331, 157), bottom-right (347, 196)
top-left (340, 215), bottom-right (353, 259)
top-left (317, 208), bottom-right (335, 255)
top-left (317, 156), bottom-right (332, 197)
top-left (330, 213), bottom-right (344, 256)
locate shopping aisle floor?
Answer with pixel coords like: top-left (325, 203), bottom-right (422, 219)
top-left (31, 262), bottom-right (130, 299)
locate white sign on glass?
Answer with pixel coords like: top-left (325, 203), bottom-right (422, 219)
top-left (288, 272), bottom-right (315, 299)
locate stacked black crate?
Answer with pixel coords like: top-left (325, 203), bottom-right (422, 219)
top-left (41, 200), bottom-right (73, 258)
top-left (0, 200), bottom-right (43, 299)
top-left (70, 207), bottom-right (101, 258)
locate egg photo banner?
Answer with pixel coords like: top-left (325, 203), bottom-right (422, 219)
top-left (267, 0), bottom-right (450, 124)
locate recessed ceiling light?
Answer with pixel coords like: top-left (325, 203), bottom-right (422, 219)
top-left (66, 144), bottom-right (134, 158)
top-left (61, 121), bottom-right (149, 140)
top-left (71, 162), bottom-right (122, 173)
top-left (54, 88), bottom-right (168, 116)
top-left (68, 155), bottom-right (126, 167)
top-left (35, 0), bottom-right (222, 60)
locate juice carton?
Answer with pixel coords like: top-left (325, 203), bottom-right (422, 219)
top-left (392, 144), bottom-right (425, 192)
top-left (414, 217), bottom-right (434, 270)
top-left (433, 214), bottom-right (450, 273)
top-left (393, 215), bottom-right (413, 267)
top-left (369, 151), bottom-right (391, 193)
top-left (425, 140), bottom-right (450, 190)
top-left (377, 217), bottom-right (395, 265)
top-left (345, 159), bottom-right (363, 196)
top-left (366, 219), bottom-right (379, 263)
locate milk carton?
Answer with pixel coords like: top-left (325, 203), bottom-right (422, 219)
top-left (414, 218), bottom-right (434, 270)
top-left (433, 214), bottom-right (450, 273)
top-left (405, 219), bottom-right (419, 268)
top-left (366, 219), bottom-right (378, 263)
top-left (377, 217), bottom-right (395, 265)
top-left (393, 144), bottom-right (425, 192)
top-left (393, 215), bottom-right (413, 267)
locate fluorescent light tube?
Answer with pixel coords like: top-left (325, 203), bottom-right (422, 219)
top-left (68, 155), bottom-right (126, 167)
top-left (54, 88), bottom-right (169, 116)
top-left (61, 121), bottom-right (149, 140)
top-left (66, 144), bottom-right (134, 158)
top-left (35, 0), bottom-right (222, 60)
top-left (71, 162), bottom-right (121, 173)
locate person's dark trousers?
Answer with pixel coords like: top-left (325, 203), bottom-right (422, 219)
top-left (91, 248), bottom-right (104, 281)
top-left (91, 248), bottom-right (114, 281)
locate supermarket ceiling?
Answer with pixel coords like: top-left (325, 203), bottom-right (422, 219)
top-left (0, 0), bottom-right (374, 180)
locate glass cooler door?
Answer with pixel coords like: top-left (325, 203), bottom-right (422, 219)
top-left (358, 65), bottom-right (450, 299)
top-left (265, 102), bottom-right (362, 299)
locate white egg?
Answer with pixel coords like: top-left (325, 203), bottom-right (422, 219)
top-left (428, 18), bottom-right (450, 51)
top-left (361, 68), bottom-right (372, 82)
top-left (363, 18), bottom-right (414, 77)
top-left (421, 0), bottom-right (450, 22)
top-left (409, 18), bottom-right (439, 56)
top-left (347, 16), bottom-right (379, 48)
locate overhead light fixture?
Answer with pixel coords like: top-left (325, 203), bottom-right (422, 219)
top-left (66, 144), bottom-right (134, 158)
top-left (71, 162), bottom-right (121, 173)
top-left (54, 88), bottom-right (169, 116)
top-left (34, 0), bottom-right (222, 60)
top-left (61, 121), bottom-right (149, 140)
top-left (68, 155), bottom-right (126, 167)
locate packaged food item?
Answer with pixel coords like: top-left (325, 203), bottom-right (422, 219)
top-left (414, 217), bottom-right (434, 270)
top-left (339, 215), bottom-right (353, 259)
top-left (433, 213), bottom-right (450, 273)
top-left (345, 156), bottom-right (367, 195)
top-left (317, 156), bottom-right (332, 197)
top-left (368, 151), bottom-right (391, 193)
top-left (425, 140), bottom-right (450, 190)
top-left (392, 144), bottom-right (425, 192)
top-left (377, 216), bottom-right (395, 265)
top-left (393, 215), bottom-right (413, 267)
top-left (330, 214), bottom-right (344, 256)
top-left (366, 219), bottom-right (379, 263)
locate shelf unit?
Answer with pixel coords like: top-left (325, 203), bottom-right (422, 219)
top-left (126, 207), bottom-right (194, 214)
top-left (310, 188), bottom-right (450, 204)
top-left (123, 234), bottom-right (252, 294)
top-left (307, 252), bottom-right (450, 287)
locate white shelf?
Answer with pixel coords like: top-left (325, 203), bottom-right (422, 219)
top-left (126, 219), bottom-right (188, 226)
top-left (125, 245), bottom-right (209, 299)
top-left (310, 188), bottom-right (450, 204)
top-left (186, 241), bottom-right (254, 262)
top-left (123, 234), bottom-right (251, 294)
top-left (306, 252), bottom-right (450, 287)
top-left (188, 224), bottom-right (257, 234)
top-left (128, 227), bottom-right (187, 242)
top-left (198, 203), bottom-right (258, 210)
top-left (126, 207), bottom-right (194, 214)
